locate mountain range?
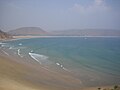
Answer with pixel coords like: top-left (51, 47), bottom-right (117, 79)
top-left (51, 29), bottom-right (120, 36)
top-left (8, 27), bottom-right (47, 36)
top-left (6, 27), bottom-right (120, 36)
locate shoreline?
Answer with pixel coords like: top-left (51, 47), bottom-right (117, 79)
top-left (1, 35), bottom-right (120, 43)
top-left (13, 35), bottom-right (120, 39)
top-left (0, 48), bottom-right (82, 90)
top-left (0, 52), bottom-right (118, 90)
top-left (0, 38), bottom-right (120, 90)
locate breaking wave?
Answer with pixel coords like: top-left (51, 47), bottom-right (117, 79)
top-left (56, 62), bottom-right (70, 72)
top-left (17, 49), bottom-right (23, 57)
top-left (0, 42), bottom-right (6, 45)
top-left (29, 52), bottom-right (49, 64)
top-left (28, 52), bottom-right (69, 72)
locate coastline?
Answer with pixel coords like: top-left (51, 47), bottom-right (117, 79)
top-left (0, 47), bottom-right (82, 90)
top-left (0, 49), bottom-right (77, 90)
top-left (0, 37), bottom-right (120, 90)
top-left (1, 35), bottom-right (119, 42)
top-left (13, 35), bottom-right (120, 39)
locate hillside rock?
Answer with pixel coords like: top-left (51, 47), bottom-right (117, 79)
top-left (0, 30), bottom-right (12, 39)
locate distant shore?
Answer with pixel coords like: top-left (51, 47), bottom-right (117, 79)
top-left (0, 35), bottom-right (119, 42)
top-left (13, 35), bottom-right (120, 39)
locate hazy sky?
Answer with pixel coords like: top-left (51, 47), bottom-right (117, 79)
top-left (0, 0), bottom-right (120, 31)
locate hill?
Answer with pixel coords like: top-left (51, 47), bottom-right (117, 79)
top-left (8, 27), bottom-right (120, 36)
top-left (0, 30), bottom-right (12, 39)
top-left (8, 27), bottom-right (48, 36)
top-left (51, 29), bottom-right (120, 36)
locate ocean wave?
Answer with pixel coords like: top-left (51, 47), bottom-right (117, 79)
top-left (0, 42), bottom-right (14, 49)
top-left (0, 42), bottom-right (6, 45)
top-left (17, 49), bottom-right (23, 57)
top-left (18, 49), bottom-right (21, 56)
top-left (29, 52), bottom-right (70, 72)
top-left (9, 46), bottom-right (14, 49)
top-left (0, 43), bottom-right (10, 48)
top-left (9, 46), bottom-right (26, 50)
top-left (29, 52), bottom-right (48, 64)
top-left (1, 44), bottom-right (5, 47)
top-left (56, 62), bottom-right (70, 72)
top-left (0, 42), bottom-right (6, 47)
top-left (18, 43), bottom-right (22, 46)
top-left (56, 63), bottom-right (60, 66)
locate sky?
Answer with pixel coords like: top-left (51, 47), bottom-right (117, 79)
top-left (0, 0), bottom-right (120, 31)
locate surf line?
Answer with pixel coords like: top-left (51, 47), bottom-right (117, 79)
top-left (2, 50), bottom-right (9, 56)
top-left (28, 52), bottom-right (58, 73)
top-left (19, 43), bottom-right (22, 46)
top-left (17, 49), bottom-right (23, 57)
top-left (56, 62), bottom-right (70, 72)
top-left (29, 52), bottom-right (41, 64)
top-left (9, 46), bottom-right (14, 49)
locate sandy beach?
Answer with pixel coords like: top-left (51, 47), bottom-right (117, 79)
top-left (0, 48), bottom-right (82, 90)
top-left (0, 52), bottom-right (118, 90)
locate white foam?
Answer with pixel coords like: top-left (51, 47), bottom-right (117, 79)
top-left (30, 50), bottom-right (33, 53)
top-left (56, 62), bottom-right (70, 72)
top-left (1, 45), bottom-right (5, 47)
top-left (9, 46), bottom-right (13, 49)
top-left (56, 63), bottom-right (60, 66)
top-left (18, 49), bottom-right (20, 55)
top-left (29, 52), bottom-right (49, 64)
top-left (0, 42), bottom-right (6, 45)
top-left (62, 67), bottom-right (69, 71)
top-left (17, 49), bottom-right (23, 57)
top-left (19, 43), bottom-right (22, 46)
top-left (60, 65), bottom-right (63, 67)
top-left (29, 52), bottom-right (48, 60)
top-left (12, 47), bottom-right (26, 50)
top-left (0, 43), bottom-right (10, 48)
top-left (29, 52), bottom-right (41, 64)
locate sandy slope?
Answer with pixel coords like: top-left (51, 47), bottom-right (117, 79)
top-left (0, 52), bottom-right (81, 90)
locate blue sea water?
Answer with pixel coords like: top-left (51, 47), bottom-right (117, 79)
top-left (2, 37), bottom-right (120, 86)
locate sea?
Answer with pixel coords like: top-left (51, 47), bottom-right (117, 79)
top-left (1, 37), bottom-right (120, 87)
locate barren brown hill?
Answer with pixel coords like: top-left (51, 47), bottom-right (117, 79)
top-left (8, 27), bottom-right (48, 36)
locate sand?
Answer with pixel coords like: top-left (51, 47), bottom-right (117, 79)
top-left (0, 53), bottom-right (117, 90)
top-left (0, 49), bottom-right (82, 90)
